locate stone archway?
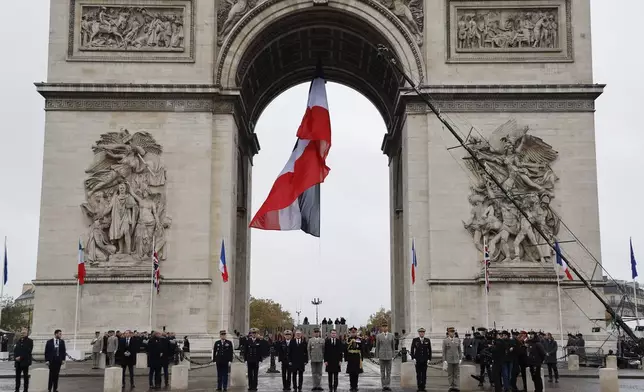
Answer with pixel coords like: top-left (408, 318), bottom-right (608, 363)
top-left (214, 0), bottom-right (425, 335)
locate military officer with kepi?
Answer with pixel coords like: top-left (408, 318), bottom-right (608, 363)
top-left (308, 327), bottom-right (325, 390)
top-left (244, 328), bottom-right (265, 391)
top-left (411, 327), bottom-right (432, 392)
top-left (345, 327), bottom-right (363, 392)
top-left (213, 330), bottom-right (234, 391)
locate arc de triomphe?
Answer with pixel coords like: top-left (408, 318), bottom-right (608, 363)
top-left (32, 0), bottom-right (606, 349)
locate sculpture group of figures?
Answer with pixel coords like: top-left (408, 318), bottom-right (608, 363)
top-left (80, 6), bottom-right (185, 51)
top-left (456, 9), bottom-right (559, 50)
top-left (80, 130), bottom-right (171, 266)
top-left (216, 0), bottom-right (424, 45)
top-left (463, 119), bottom-right (560, 263)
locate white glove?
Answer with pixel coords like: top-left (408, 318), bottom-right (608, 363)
top-left (442, 361), bottom-right (448, 371)
top-left (459, 359), bottom-right (462, 365)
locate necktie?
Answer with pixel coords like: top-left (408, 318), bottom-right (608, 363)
top-left (127, 338), bottom-right (130, 346)
top-left (55, 340), bottom-right (59, 357)
top-left (297, 339), bottom-right (300, 345)
top-left (332, 339), bottom-right (335, 345)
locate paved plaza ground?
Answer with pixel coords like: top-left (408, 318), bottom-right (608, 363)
top-left (0, 360), bottom-right (642, 392)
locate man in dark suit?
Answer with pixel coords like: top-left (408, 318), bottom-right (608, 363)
top-left (147, 331), bottom-right (163, 389)
top-left (278, 330), bottom-right (294, 391)
top-left (213, 330), bottom-right (234, 391)
top-left (14, 327), bottom-right (33, 392)
top-left (117, 329), bottom-right (138, 388)
top-left (324, 329), bottom-right (344, 392)
top-left (288, 329), bottom-right (308, 392)
top-left (44, 329), bottom-right (67, 392)
top-left (159, 333), bottom-right (172, 388)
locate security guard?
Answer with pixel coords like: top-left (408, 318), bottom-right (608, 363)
top-left (214, 330), bottom-right (234, 391)
top-left (411, 327), bottom-right (432, 392)
top-left (244, 328), bottom-right (265, 391)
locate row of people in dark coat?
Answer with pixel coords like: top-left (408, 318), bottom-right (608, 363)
top-left (13, 328), bottom-right (68, 392)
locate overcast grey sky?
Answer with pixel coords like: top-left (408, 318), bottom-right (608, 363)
top-left (0, 1), bottom-right (642, 327)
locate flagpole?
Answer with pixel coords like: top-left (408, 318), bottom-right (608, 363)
top-left (149, 238), bottom-right (155, 332)
top-left (634, 280), bottom-right (640, 327)
top-left (483, 236), bottom-right (489, 330)
top-left (0, 236), bottom-right (6, 327)
top-left (553, 257), bottom-right (565, 353)
top-left (73, 277), bottom-right (80, 350)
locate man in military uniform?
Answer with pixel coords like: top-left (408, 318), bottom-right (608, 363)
top-left (442, 327), bottom-right (462, 392)
top-left (375, 322), bottom-right (395, 391)
top-left (244, 328), bottom-right (264, 391)
top-left (308, 327), bottom-right (325, 390)
top-left (278, 330), bottom-right (294, 391)
top-left (411, 327), bottom-right (432, 392)
top-left (345, 327), bottom-right (363, 392)
top-left (214, 330), bottom-right (234, 391)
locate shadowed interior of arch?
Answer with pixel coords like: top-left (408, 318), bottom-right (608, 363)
top-left (235, 8), bottom-right (404, 129)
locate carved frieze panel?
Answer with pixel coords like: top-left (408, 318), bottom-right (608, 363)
top-left (446, 0), bottom-right (572, 63)
top-left (68, 0), bottom-right (195, 62)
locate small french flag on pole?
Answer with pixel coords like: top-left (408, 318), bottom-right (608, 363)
top-left (411, 240), bottom-right (417, 285)
top-left (77, 239), bottom-right (86, 285)
top-left (555, 241), bottom-right (573, 281)
top-left (219, 240), bottom-right (229, 283)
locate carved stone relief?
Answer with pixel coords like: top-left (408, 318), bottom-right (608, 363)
top-left (462, 119), bottom-right (560, 263)
top-left (446, 0), bottom-right (572, 63)
top-left (376, 0), bottom-right (424, 45)
top-left (455, 7), bottom-right (560, 52)
top-left (80, 5), bottom-right (185, 51)
top-left (217, 0), bottom-right (253, 45)
top-left (81, 129), bottom-right (171, 267)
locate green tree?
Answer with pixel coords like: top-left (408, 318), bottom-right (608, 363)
top-left (366, 307), bottom-right (391, 332)
top-left (0, 296), bottom-right (29, 332)
top-left (249, 297), bottom-right (294, 333)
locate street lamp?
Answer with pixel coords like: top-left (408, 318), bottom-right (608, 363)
top-left (311, 298), bottom-right (322, 325)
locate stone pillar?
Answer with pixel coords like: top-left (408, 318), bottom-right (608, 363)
top-left (30, 368), bottom-right (49, 392)
top-left (459, 364), bottom-right (478, 391)
top-left (400, 362), bottom-right (416, 388)
top-left (605, 355), bottom-right (617, 369)
top-left (170, 364), bottom-right (190, 390)
top-left (136, 352), bottom-right (147, 368)
top-left (599, 368), bottom-right (619, 392)
top-left (104, 367), bottom-right (122, 392)
top-left (209, 109), bottom-right (240, 334)
top-left (99, 353), bottom-right (106, 369)
top-left (230, 362), bottom-right (247, 387)
top-left (568, 354), bottom-right (579, 371)
top-left (0, 352), bottom-right (8, 360)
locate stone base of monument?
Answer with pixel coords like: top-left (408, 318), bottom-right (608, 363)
top-left (230, 362), bottom-right (247, 387)
top-left (136, 352), bottom-right (147, 368)
top-left (599, 368), bottom-right (618, 392)
top-left (567, 354), bottom-right (579, 371)
top-left (605, 355), bottom-right (617, 369)
top-left (459, 364), bottom-right (478, 391)
top-left (0, 352), bottom-right (8, 360)
top-left (104, 367), bottom-right (122, 392)
top-left (30, 368), bottom-right (49, 392)
top-left (400, 362), bottom-right (415, 388)
top-left (99, 353), bottom-right (106, 369)
top-left (171, 364), bottom-right (189, 390)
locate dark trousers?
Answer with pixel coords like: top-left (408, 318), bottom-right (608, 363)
top-left (479, 362), bottom-right (492, 384)
top-left (349, 373), bottom-right (359, 390)
top-left (15, 367), bottom-right (29, 392)
top-left (327, 372), bottom-right (338, 390)
top-left (529, 365), bottom-right (543, 392)
top-left (48, 361), bottom-right (62, 392)
top-left (216, 362), bottom-right (229, 389)
top-left (492, 363), bottom-right (503, 392)
top-left (162, 363), bottom-right (169, 385)
top-left (415, 362), bottom-right (427, 389)
top-left (281, 363), bottom-right (292, 389)
top-left (501, 362), bottom-right (513, 391)
top-left (546, 363), bottom-right (558, 380)
top-left (292, 369), bottom-right (304, 390)
top-left (148, 366), bottom-right (161, 387)
top-left (247, 362), bottom-right (259, 389)
top-left (511, 363), bottom-right (527, 391)
top-left (121, 363), bottom-right (135, 386)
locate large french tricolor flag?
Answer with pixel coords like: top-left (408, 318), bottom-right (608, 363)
top-left (219, 240), bottom-right (229, 283)
top-left (250, 64), bottom-right (332, 237)
top-left (555, 241), bottom-right (573, 281)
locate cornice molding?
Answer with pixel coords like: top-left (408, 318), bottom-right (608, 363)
top-left (32, 278), bottom-right (213, 285)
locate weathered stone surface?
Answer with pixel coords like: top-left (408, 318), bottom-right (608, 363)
top-left (136, 352), bottom-right (148, 368)
top-left (568, 354), bottom-right (580, 371)
top-left (103, 367), bottom-right (121, 392)
top-left (606, 355), bottom-right (617, 369)
top-left (399, 361), bottom-right (415, 388)
top-left (599, 367), bottom-right (619, 392)
top-left (459, 363), bottom-right (478, 391)
top-left (230, 362), bottom-right (247, 387)
top-left (171, 364), bottom-right (190, 390)
top-left (30, 368), bottom-right (49, 392)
